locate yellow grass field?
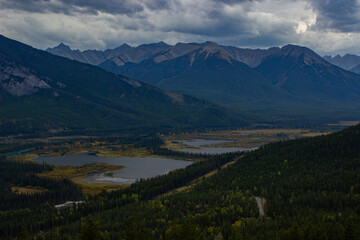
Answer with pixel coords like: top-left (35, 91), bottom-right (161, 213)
top-left (162, 128), bottom-right (330, 150)
top-left (37, 163), bottom-right (125, 195)
top-left (328, 121), bottom-right (360, 127)
top-left (75, 182), bottom-right (129, 196)
top-left (37, 163), bottom-right (124, 179)
top-left (11, 186), bottom-right (48, 195)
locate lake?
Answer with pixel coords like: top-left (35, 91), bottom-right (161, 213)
top-left (33, 153), bottom-right (192, 185)
top-left (174, 139), bottom-right (256, 154)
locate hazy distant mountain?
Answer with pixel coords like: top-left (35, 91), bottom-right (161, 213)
top-left (47, 41), bottom-right (278, 70)
top-left (99, 41), bottom-right (278, 70)
top-left (46, 43), bottom-right (135, 65)
top-left (0, 35), bottom-right (246, 136)
top-left (323, 54), bottom-right (360, 74)
top-left (99, 42), bottom-right (172, 71)
top-left (46, 42), bottom-right (170, 66)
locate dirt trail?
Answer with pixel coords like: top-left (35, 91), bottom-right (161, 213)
top-left (255, 197), bottom-right (266, 216)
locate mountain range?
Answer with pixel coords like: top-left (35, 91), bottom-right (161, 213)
top-left (2, 35), bottom-right (360, 137)
top-left (47, 42), bottom-right (172, 66)
top-left (47, 41), bottom-right (360, 121)
top-left (47, 41), bottom-right (280, 69)
top-left (0, 35), bottom-right (246, 136)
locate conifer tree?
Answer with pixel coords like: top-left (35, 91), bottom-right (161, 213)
top-left (79, 218), bottom-right (105, 240)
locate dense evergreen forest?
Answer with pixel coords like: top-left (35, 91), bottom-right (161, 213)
top-left (1, 125), bottom-right (360, 239)
top-left (0, 159), bottom-right (83, 210)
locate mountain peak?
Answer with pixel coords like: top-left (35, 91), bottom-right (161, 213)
top-left (201, 41), bottom-right (220, 48)
top-left (46, 42), bottom-right (72, 53)
top-left (197, 42), bottom-right (223, 54)
top-left (139, 41), bottom-right (170, 48)
top-left (120, 43), bottom-right (131, 48)
top-left (111, 43), bottom-right (132, 51)
top-left (156, 41), bottom-right (169, 47)
top-left (280, 44), bottom-right (327, 65)
top-left (56, 43), bottom-right (71, 51)
top-left (281, 44), bottom-right (311, 54)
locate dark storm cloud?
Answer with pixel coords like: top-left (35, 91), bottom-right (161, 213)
top-left (0, 0), bottom-right (305, 51)
top-left (0, 0), bottom-right (259, 15)
top-left (311, 0), bottom-right (360, 32)
top-left (0, 0), bottom-right (145, 15)
top-left (62, 0), bottom-right (144, 15)
top-left (162, 9), bottom-right (251, 37)
top-left (216, 0), bottom-right (261, 4)
top-left (144, 0), bottom-right (171, 10)
top-left (0, 0), bottom-right (70, 14)
top-left (2, 0), bottom-right (360, 55)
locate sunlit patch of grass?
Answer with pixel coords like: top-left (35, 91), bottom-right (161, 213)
top-left (74, 181), bottom-right (129, 196)
top-left (328, 121), bottom-right (360, 126)
top-left (96, 147), bottom-right (154, 157)
top-left (37, 163), bottom-right (126, 195)
top-left (11, 153), bottom-right (39, 162)
top-left (11, 186), bottom-right (48, 195)
top-left (162, 140), bottom-right (200, 150)
top-left (162, 128), bottom-right (331, 149)
top-left (36, 143), bottom-right (161, 159)
top-left (37, 163), bottom-right (124, 179)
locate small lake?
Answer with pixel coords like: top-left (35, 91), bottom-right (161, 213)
top-left (33, 153), bottom-right (192, 185)
top-left (174, 139), bottom-right (256, 154)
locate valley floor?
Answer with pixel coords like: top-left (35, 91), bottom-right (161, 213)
top-left (1, 123), bottom-right (360, 239)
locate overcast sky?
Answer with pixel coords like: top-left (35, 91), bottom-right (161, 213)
top-left (0, 0), bottom-right (359, 56)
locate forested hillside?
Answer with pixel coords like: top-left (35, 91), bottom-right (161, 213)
top-left (86, 123), bottom-right (360, 240)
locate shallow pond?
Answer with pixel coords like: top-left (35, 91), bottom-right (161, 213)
top-left (174, 139), bottom-right (256, 154)
top-left (33, 153), bottom-right (192, 185)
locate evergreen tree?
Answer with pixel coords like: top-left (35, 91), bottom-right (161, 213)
top-left (165, 220), bottom-right (201, 240)
top-left (79, 218), bottom-right (105, 240)
top-left (16, 227), bottom-right (30, 240)
top-left (165, 221), bottom-right (182, 240)
top-left (124, 220), bottom-right (150, 240)
top-left (344, 221), bottom-right (357, 240)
